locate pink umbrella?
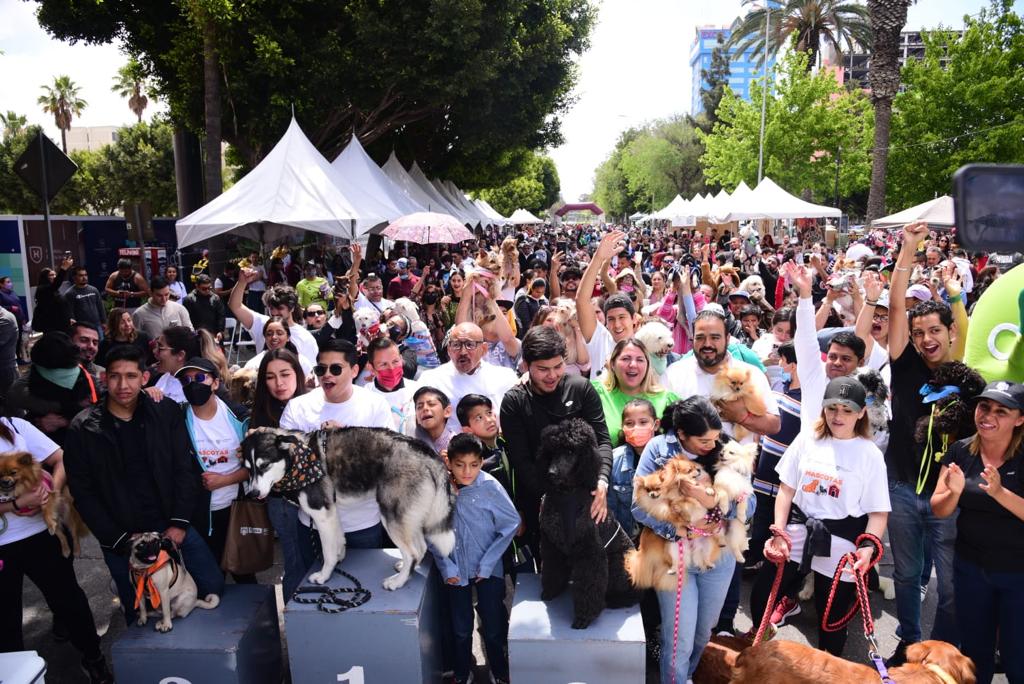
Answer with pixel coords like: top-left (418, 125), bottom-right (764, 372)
top-left (380, 211), bottom-right (474, 244)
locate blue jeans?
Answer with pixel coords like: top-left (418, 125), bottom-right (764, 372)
top-left (656, 552), bottom-right (736, 682)
top-left (954, 556), bottom-right (1024, 684)
top-left (446, 576), bottom-right (509, 682)
top-left (297, 521), bottom-right (385, 575)
top-left (267, 497), bottom-right (308, 600)
top-left (887, 480), bottom-right (958, 645)
top-left (103, 527), bottom-right (225, 625)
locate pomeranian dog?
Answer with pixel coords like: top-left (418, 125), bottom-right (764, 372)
top-left (0, 451), bottom-right (89, 557)
top-left (625, 527), bottom-right (680, 592)
top-left (712, 441), bottom-right (758, 562)
top-left (710, 365), bottom-right (767, 442)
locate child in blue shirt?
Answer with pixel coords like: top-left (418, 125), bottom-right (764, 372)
top-left (432, 433), bottom-right (520, 684)
top-left (609, 398), bottom-right (660, 540)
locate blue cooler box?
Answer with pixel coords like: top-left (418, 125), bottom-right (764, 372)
top-left (284, 548), bottom-right (442, 684)
top-left (111, 584), bottom-right (281, 684)
top-left (509, 574), bottom-right (646, 684)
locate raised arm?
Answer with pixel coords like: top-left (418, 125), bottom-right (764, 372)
top-left (941, 262), bottom-right (968, 361)
top-left (548, 251), bottom-right (562, 300)
top-left (600, 259), bottom-right (616, 295)
top-left (855, 271), bottom-right (885, 360)
top-left (347, 244), bottom-right (362, 301)
top-left (888, 221), bottom-right (929, 360)
top-left (228, 268), bottom-right (260, 330)
top-left (576, 231), bottom-right (625, 343)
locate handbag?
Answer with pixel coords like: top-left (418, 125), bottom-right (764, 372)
top-left (221, 490), bottom-right (274, 575)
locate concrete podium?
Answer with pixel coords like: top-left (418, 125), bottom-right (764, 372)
top-left (111, 584), bottom-right (281, 684)
top-left (0, 651), bottom-right (46, 684)
top-left (284, 549), bottom-right (442, 684)
top-left (509, 574), bottom-right (646, 684)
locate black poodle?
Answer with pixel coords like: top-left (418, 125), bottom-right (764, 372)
top-left (537, 418), bottom-right (639, 629)
top-left (914, 361), bottom-right (986, 447)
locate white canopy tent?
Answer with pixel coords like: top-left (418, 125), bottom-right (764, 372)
top-left (176, 118), bottom-right (388, 248)
top-left (407, 162), bottom-right (473, 224)
top-left (702, 189), bottom-right (733, 222)
top-left (872, 195), bottom-right (953, 228)
top-left (653, 195), bottom-right (695, 226)
top-left (443, 179), bottom-right (494, 225)
top-left (381, 152), bottom-right (447, 214)
top-left (433, 178), bottom-right (489, 225)
top-left (714, 177), bottom-right (841, 222)
top-left (331, 136), bottom-right (423, 217)
top-left (508, 208), bottom-right (544, 225)
top-left (474, 199), bottom-right (509, 224)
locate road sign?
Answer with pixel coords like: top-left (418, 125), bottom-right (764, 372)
top-left (13, 131), bottom-right (77, 202)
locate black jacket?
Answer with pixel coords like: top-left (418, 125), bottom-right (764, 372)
top-left (63, 393), bottom-right (201, 551)
top-left (182, 291), bottom-right (226, 337)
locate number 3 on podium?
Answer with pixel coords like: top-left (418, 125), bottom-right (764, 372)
top-left (338, 666), bottom-right (365, 684)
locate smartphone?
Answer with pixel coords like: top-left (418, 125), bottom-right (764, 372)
top-left (953, 163), bottom-right (1024, 252)
top-left (556, 240), bottom-right (568, 254)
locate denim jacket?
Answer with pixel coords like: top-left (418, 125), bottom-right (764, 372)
top-left (631, 433), bottom-right (755, 541)
top-left (610, 444), bottom-right (641, 539)
top-left (430, 471), bottom-right (520, 586)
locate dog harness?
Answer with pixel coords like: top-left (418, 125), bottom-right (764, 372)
top-left (916, 384), bottom-right (960, 494)
top-left (131, 550), bottom-right (178, 609)
top-left (271, 441), bottom-right (326, 494)
top-left (0, 470), bottom-right (55, 517)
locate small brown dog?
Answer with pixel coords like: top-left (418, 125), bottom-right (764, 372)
top-left (710, 365), bottom-right (767, 442)
top-left (0, 451), bottom-right (88, 557)
top-left (729, 639), bottom-right (976, 684)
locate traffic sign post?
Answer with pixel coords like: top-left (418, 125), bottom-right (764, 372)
top-left (13, 130), bottom-right (78, 269)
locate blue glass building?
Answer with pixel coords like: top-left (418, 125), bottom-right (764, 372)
top-left (689, 27), bottom-right (776, 116)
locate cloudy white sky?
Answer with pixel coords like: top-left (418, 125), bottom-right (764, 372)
top-left (0, 0), bottom-right (1011, 201)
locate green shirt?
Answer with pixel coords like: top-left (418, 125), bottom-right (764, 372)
top-left (590, 381), bottom-right (679, 447)
top-left (296, 277), bottom-right (329, 311)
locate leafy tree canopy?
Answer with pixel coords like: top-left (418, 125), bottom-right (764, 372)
top-left (33, 0), bottom-right (595, 189)
top-left (886, 0), bottom-right (1024, 211)
top-left (699, 50), bottom-right (873, 206)
top-left (475, 151), bottom-right (561, 216)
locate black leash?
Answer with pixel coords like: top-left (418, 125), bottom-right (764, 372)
top-left (293, 569), bottom-right (371, 614)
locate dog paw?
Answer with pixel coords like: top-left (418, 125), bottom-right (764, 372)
top-left (571, 616), bottom-right (594, 629)
top-left (394, 559), bottom-right (404, 572)
top-left (308, 569), bottom-right (331, 584)
top-left (156, 621), bottom-right (173, 633)
top-left (382, 573), bottom-right (407, 591)
top-left (136, 616), bottom-right (148, 627)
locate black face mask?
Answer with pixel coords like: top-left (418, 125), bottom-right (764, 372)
top-left (182, 381), bottom-right (214, 407)
top-left (422, 291), bottom-right (441, 305)
top-left (388, 326), bottom-right (405, 343)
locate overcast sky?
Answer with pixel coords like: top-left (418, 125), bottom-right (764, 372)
top-left (0, 0), bottom-right (1012, 201)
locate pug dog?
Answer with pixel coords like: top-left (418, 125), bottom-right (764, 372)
top-left (129, 532), bottom-right (220, 632)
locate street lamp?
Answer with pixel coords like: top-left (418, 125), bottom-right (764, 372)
top-left (757, 2), bottom-right (771, 183)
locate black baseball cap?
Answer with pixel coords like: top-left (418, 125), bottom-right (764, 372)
top-left (174, 357), bottom-right (220, 379)
top-left (978, 381), bottom-right (1024, 411)
top-left (822, 376), bottom-right (867, 412)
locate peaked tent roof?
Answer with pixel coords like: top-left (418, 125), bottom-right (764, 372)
top-left (332, 136), bottom-right (423, 217)
top-left (381, 152), bottom-right (447, 213)
top-left (433, 178), bottom-right (487, 225)
top-left (715, 177), bottom-right (841, 222)
top-left (872, 195), bottom-right (953, 228)
top-left (508, 208), bottom-right (544, 224)
top-left (176, 118), bottom-right (386, 248)
top-left (408, 162), bottom-right (472, 223)
top-left (474, 199), bottom-right (509, 224)
top-left (442, 180), bottom-right (493, 225)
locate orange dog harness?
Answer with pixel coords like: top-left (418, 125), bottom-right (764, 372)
top-left (132, 550), bottom-right (176, 609)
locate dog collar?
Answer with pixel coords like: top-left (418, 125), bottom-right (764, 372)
top-left (272, 441), bottom-right (325, 494)
top-left (924, 663), bottom-right (957, 684)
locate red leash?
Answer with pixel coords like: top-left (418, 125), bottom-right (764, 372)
top-left (821, 533), bottom-right (884, 635)
top-left (671, 538), bottom-right (684, 684)
top-left (752, 524), bottom-right (791, 645)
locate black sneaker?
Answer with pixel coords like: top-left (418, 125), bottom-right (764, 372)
top-left (81, 655), bottom-right (114, 684)
top-left (885, 640), bottom-right (909, 668)
top-left (713, 622), bottom-right (737, 637)
top-left (51, 619), bottom-right (71, 643)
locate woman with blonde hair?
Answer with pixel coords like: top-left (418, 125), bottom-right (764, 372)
top-left (592, 338), bottom-right (678, 446)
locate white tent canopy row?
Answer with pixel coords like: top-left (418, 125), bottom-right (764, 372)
top-left (177, 117), bottom-right (508, 248)
top-left (649, 177), bottom-right (840, 226)
top-left (508, 208), bottom-right (544, 225)
top-left (871, 195), bottom-right (953, 228)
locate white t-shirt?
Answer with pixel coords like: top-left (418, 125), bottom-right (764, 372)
top-left (168, 280), bottom-right (188, 302)
top-left (247, 311), bottom-right (319, 362)
top-left (354, 293), bottom-right (395, 315)
top-left (794, 297), bottom-right (828, 433)
top-left (248, 265), bottom-right (267, 292)
top-left (776, 432), bottom-right (891, 581)
top-left (365, 378), bottom-right (421, 434)
top-left (191, 399), bottom-right (243, 511)
top-left (0, 418), bottom-right (59, 544)
top-left (418, 361), bottom-right (518, 432)
top-left (280, 385), bottom-right (392, 532)
top-left (664, 355), bottom-right (779, 445)
top-left (244, 349), bottom-right (315, 377)
top-left (155, 373), bottom-right (185, 403)
top-left (585, 322), bottom-right (615, 381)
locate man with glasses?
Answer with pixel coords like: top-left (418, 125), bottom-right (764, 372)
top-left (419, 322), bottom-right (517, 432)
top-left (183, 274), bottom-right (227, 340)
top-left (280, 338), bottom-right (392, 550)
top-left (346, 244), bottom-right (395, 315)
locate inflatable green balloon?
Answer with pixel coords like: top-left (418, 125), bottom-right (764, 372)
top-left (964, 263), bottom-right (1024, 383)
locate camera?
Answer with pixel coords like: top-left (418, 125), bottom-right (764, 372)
top-left (953, 163), bottom-right (1024, 253)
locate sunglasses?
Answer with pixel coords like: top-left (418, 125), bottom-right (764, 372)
top-left (314, 363), bottom-right (346, 377)
top-left (180, 372), bottom-right (211, 385)
top-left (304, 310), bottom-right (325, 318)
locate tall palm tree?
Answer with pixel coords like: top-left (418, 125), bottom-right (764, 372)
top-left (865, 0), bottom-right (913, 221)
top-left (37, 75), bottom-right (87, 153)
top-left (727, 0), bottom-right (873, 70)
top-left (0, 111), bottom-right (27, 139)
top-left (112, 58), bottom-right (150, 123)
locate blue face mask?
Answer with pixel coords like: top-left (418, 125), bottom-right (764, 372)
top-left (780, 370), bottom-right (792, 384)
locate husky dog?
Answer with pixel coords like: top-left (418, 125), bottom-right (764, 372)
top-left (243, 426), bottom-right (456, 590)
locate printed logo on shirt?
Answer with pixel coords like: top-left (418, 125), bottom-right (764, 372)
top-left (200, 448), bottom-right (234, 468)
top-left (800, 470), bottom-right (842, 498)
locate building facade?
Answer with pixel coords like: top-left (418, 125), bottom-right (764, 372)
top-left (689, 27), bottom-right (777, 116)
top-left (834, 30), bottom-right (960, 89)
top-left (65, 125), bottom-right (119, 153)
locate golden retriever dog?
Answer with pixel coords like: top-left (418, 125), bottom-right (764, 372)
top-left (0, 451), bottom-right (89, 557)
top-left (710, 365), bottom-right (767, 442)
top-left (730, 640), bottom-right (975, 684)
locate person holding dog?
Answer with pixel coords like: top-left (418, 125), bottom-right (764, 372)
top-left (752, 376), bottom-right (890, 657)
top-left (228, 268), bottom-right (319, 363)
top-left (931, 381), bottom-right (1024, 684)
top-left (63, 344), bottom-right (225, 626)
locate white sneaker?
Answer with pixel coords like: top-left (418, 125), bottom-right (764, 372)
top-left (920, 584), bottom-right (928, 602)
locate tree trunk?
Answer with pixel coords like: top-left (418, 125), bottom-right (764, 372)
top-left (60, 127), bottom-right (67, 154)
top-left (202, 15), bottom-right (223, 201)
top-left (867, 96), bottom-right (893, 220)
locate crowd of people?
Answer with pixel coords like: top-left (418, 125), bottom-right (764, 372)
top-left (1, 218), bottom-right (1022, 684)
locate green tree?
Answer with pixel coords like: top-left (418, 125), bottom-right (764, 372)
top-left (33, 0), bottom-right (595, 190)
top-left (727, 0), bottom-right (873, 70)
top-left (694, 34), bottom-right (732, 132)
top-left (592, 128), bottom-right (645, 219)
top-left (619, 117), bottom-right (707, 210)
top-left (0, 111), bottom-right (28, 139)
top-left (700, 50), bottom-right (873, 205)
top-left (37, 74), bottom-right (87, 153)
top-left (475, 152), bottom-right (561, 216)
top-left (112, 56), bottom-right (151, 122)
top-left (886, 1), bottom-right (1024, 211)
top-left (865, 0), bottom-right (915, 220)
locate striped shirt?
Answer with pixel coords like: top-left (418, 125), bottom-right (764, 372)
top-left (754, 386), bottom-right (802, 497)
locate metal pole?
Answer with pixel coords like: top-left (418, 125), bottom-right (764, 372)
top-left (133, 203), bottom-right (149, 282)
top-left (757, 3), bottom-right (771, 183)
top-left (834, 146), bottom-right (841, 210)
top-left (38, 131), bottom-right (55, 269)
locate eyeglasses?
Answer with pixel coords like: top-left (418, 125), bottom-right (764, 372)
top-left (304, 310), bottom-right (325, 318)
top-left (180, 372), bottom-right (211, 386)
top-left (872, 313), bottom-right (889, 322)
top-left (314, 363), bottom-right (346, 377)
top-left (448, 340), bottom-right (482, 351)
